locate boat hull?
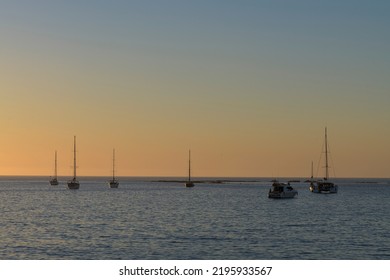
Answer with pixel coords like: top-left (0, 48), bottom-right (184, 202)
top-left (268, 182), bottom-right (298, 198)
top-left (310, 182), bottom-right (338, 194)
top-left (185, 182), bottom-right (194, 188)
top-left (50, 179), bottom-right (59, 186)
top-left (268, 190), bottom-right (298, 199)
top-left (67, 180), bottom-right (80, 189)
top-left (109, 180), bottom-right (119, 188)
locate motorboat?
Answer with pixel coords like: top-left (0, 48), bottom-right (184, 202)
top-left (268, 181), bottom-right (298, 198)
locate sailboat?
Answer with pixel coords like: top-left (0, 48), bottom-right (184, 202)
top-left (309, 127), bottom-right (338, 194)
top-left (185, 150), bottom-right (194, 188)
top-left (67, 136), bottom-right (80, 189)
top-left (49, 150), bottom-right (59, 186)
top-left (108, 149), bottom-right (119, 188)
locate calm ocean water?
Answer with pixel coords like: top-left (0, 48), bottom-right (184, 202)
top-left (1, 177), bottom-right (389, 260)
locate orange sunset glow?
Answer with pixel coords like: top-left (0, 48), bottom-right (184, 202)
top-left (1, 1), bottom-right (389, 178)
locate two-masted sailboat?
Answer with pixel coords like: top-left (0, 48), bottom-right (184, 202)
top-left (108, 149), bottom-right (119, 188)
top-left (49, 150), bottom-right (59, 185)
top-left (185, 150), bottom-right (194, 188)
top-left (309, 127), bottom-right (338, 194)
top-left (67, 136), bottom-right (80, 189)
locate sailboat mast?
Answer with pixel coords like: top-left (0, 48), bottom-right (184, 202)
top-left (54, 150), bottom-right (57, 179)
top-left (73, 136), bottom-right (77, 180)
top-left (188, 150), bottom-right (191, 182)
top-left (112, 149), bottom-right (116, 180)
top-left (324, 127), bottom-right (329, 181)
top-left (311, 160), bottom-right (313, 180)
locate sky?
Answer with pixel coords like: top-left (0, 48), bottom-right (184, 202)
top-left (0, 0), bottom-right (389, 178)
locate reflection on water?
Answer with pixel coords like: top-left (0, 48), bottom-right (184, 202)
top-left (1, 177), bottom-right (390, 259)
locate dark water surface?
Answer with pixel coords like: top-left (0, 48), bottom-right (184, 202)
top-left (1, 177), bottom-right (389, 259)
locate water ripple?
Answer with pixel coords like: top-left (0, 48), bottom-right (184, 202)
top-left (1, 178), bottom-right (390, 259)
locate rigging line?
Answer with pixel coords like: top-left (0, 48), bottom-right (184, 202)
top-left (328, 142), bottom-right (337, 178)
top-left (316, 139), bottom-right (325, 179)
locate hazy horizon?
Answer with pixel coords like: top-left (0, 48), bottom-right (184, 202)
top-left (1, 174), bottom-right (389, 180)
top-left (1, 1), bottom-right (389, 178)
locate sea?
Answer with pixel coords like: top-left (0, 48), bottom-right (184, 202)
top-left (1, 176), bottom-right (390, 260)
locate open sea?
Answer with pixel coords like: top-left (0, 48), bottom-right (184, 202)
top-left (1, 176), bottom-right (390, 260)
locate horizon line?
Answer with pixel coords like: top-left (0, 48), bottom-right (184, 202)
top-left (0, 174), bottom-right (389, 180)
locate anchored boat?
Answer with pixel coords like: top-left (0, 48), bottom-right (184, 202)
top-left (109, 149), bottom-right (119, 188)
top-left (67, 136), bottom-right (80, 189)
top-left (268, 181), bottom-right (298, 198)
top-left (309, 127), bottom-right (338, 194)
top-left (185, 150), bottom-right (194, 188)
top-left (49, 150), bottom-right (59, 186)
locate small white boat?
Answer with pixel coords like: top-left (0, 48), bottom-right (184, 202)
top-left (268, 181), bottom-right (298, 198)
top-left (67, 136), bottom-right (80, 189)
top-left (109, 149), bottom-right (119, 188)
top-left (310, 127), bottom-right (338, 194)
